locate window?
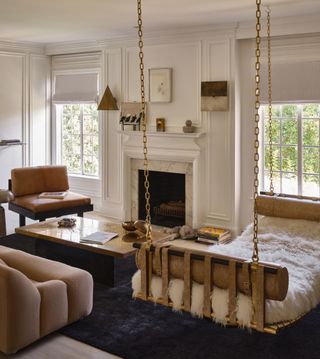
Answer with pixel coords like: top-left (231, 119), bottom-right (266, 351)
top-left (56, 104), bottom-right (99, 177)
top-left (261, 104), bottom-right (320, 197)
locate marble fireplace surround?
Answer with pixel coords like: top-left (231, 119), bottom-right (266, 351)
top-left (121, 131), bottom-right (204, 228)
top-left (131, 159), bottom-right (192, 226)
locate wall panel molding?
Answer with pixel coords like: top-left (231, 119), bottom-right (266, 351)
top-left (203, 38), bottom-right (234, 226)
top-left (29, 55), bottom-right (51, 166)
top-left (101, 48), bottom-right (123, 207)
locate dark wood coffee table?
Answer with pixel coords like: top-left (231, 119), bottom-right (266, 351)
top-left (16, 217), bottom-right (172, 286)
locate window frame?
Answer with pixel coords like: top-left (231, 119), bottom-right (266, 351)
top-left (261, 103), bottom-right (320, 197)
top-left (55, 103), bottom-right (100, 179)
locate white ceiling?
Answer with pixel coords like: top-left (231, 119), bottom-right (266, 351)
top-left (1, 0), bottom-right (320, 43)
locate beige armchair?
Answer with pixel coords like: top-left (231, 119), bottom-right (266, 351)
top-left (0, 245), bottom-right (93, 354)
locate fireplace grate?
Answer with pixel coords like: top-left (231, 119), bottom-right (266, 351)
top-left (153, 201), bottom-right (185, 219)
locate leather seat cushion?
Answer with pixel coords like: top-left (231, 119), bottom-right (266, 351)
top-left (11, 191), bottom-right (91, 213)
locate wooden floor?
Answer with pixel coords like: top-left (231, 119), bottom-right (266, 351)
top-left (1, 206), bottom-right (121, 359)
top-left (0, 333), bottom-right (120, 359)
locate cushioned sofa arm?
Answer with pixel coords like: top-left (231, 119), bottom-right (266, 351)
top-left (0, 264), bottom-right (41, 354)
top-left (0, 248), bottom-right (93, 323)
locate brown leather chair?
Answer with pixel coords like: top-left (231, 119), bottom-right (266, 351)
top-left (8, 166), bottom-right (93, 226)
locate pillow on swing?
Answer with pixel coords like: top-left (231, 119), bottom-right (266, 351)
top-left (256, 195), bottom-right (320, 222)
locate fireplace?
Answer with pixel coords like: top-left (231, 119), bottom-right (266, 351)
top-left (130, 159), bottom-right (193, 227)
top-left (138, 170), bottom-right (185, 227)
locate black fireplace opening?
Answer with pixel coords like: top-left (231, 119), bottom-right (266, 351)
top-left (138, 170), bottom-right (185, 227)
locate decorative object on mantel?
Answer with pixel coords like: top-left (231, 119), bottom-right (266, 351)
top-left (120, 102), bottom-right (145, 131)
top-left (98, 85), bottom-right (119, 110)
top-left (156, 118), bottom-right (165, 132)
top-left (149, 68), bottom-right (172, 103)
top-left (201, 81), bottom-right (228, 111)
top-left (183, 120), bottom-right (195, 133)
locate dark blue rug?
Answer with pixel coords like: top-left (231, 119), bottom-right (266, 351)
top-left (1, 234), bottom-right (320, 359)
top-left (60, 282), bottom-right (320, 359)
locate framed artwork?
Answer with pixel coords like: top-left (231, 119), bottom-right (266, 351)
top-left (201, 81), bottom-right (228, 111)
top-left (149, 68), bottom-right (172, 103)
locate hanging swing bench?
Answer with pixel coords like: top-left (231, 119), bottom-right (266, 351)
top-left (131, 0), bottom-right (320, 334)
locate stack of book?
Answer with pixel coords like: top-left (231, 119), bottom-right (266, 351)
top-left (196, 226), bottom-right (231, 244)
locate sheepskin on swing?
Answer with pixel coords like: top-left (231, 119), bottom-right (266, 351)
top-left (131, 0), bottom-right (320, 334)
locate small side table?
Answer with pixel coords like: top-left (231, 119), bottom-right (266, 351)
top-left (0, 190), bottom-right (14, 237)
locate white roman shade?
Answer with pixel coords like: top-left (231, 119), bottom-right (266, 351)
top-left (52, 73), bottom-right (99, 103)
top-left (260, 60), bottom-right (320, 103)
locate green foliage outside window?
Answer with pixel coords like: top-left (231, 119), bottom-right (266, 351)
top-left (61, 104), bottom-right (99, 177)
top-left (263, 104), bottom-right (320, 196)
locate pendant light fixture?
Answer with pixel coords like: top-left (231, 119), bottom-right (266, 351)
top-left (97, 85), bottom-right (119, 111)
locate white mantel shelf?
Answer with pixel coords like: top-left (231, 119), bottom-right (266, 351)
top-left (119, 129), bottom-right (205, 157)
top-left (117, 130), bottom-right (205, 139)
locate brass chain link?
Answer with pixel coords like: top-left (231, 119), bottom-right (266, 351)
top-left (137, 0), bottom-right (152, 244)
top-left (267, 9), bottom-right (274, 195)
top-left (252, 0), bottom-right (262, 263)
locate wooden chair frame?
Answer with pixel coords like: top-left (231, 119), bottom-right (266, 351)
top-left (8, 202), bottom-right (94, 227)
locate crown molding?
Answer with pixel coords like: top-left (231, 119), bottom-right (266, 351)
top-left (236, 13), bottom-right (320, 40)
top-left (45, 40), bottom-right (103, 56)
top-left (42, 13), bottom-right (320, 56)
top-left (0, 40), bottom-right (45, 54)
top-left (45, 23), bottom-right (238, 55)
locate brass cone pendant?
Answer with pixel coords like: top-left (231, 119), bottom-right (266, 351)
top-left (98, 85), bottom-right (118, 110)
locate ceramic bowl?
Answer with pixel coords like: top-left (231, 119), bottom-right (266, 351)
top-left (134, 220), bottom-right (147, 233)
top-left (122, 221), bottom-right (136, 231)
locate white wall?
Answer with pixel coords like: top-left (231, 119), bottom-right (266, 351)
top-left (3, 19), bottom-right (318, 232)
top-left (0, 51), bottom-right (25, 188)
top-left (30, 55), bottom-right (51, 165)
top-left (99, 30), bottom-right (320, 231)
top-left (0, 43), bottom-right (50, 189)
top-left (94, 30), bottom-right (240, 231)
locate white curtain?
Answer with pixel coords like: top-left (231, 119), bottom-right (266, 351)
top-left (260, 60), bottom-right (320, 103)
top-left (52, 73), bottom-right (98, 103)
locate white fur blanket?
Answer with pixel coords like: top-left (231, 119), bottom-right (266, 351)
top-left (132, 216), bottom-right (320, 325)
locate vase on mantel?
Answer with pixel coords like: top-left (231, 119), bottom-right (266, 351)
top-left (183, 120), bottom-right (195, 133)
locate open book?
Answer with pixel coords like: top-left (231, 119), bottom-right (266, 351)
top-left (39, 191), bottom-right (67, 199)
top-left (80, 231), bottom-right (118, 245)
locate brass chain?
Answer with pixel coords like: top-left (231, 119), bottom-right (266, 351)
top-left (252, 0), bottom-right (261, 263)
top-left (267, 9), bottom-right (274, 195)
top-left (137, 0), bottom-right (152, 243)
